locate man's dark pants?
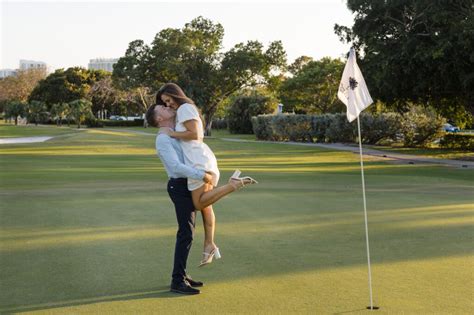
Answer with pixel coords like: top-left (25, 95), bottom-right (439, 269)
top-left (167, 178), bottom-right (196, 285)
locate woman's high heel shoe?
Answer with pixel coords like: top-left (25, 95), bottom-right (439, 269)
top-left (198, 247), bottom-right (221, 267)
top-left (229, 169), bottom-right (258, 190)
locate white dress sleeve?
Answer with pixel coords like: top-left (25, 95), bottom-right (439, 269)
top-left (177, 103), bottom-right (199, 124)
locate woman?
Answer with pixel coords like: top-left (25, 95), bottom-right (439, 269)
top-left (154, 83), bottom-right (257, 266)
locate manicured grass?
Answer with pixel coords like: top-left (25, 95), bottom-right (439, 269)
top-left (114, 126), bottom-right (257, 141)
top-left (0, 123), bottom-right (82, 138)
top-left (0, 125), bottom-right (473, 314)
top-left (371, 145), bottom-right (474, 161)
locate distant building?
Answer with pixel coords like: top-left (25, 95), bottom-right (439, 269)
top-left (0, 69), bottom-right (17, 79)
top-left (88, 58), bottom-right (119, 72)
top-left (19, 59), bottom-right (47, 70)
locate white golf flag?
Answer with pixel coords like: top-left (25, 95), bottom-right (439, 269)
top-left (338, 48), bottom-right (373, 122)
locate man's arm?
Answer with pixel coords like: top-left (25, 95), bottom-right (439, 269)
top-left (157, 137), bottom-right (208, 181)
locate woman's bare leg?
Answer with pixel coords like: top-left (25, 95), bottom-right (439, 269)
top-left (200, 205), bottom-right (216, 253)
top-left (191, 179), bottom-right (251, 211)
top-left (191, 180), bottom-right (253, 263)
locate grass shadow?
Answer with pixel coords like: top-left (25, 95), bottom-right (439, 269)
top-left (0, 285), bottom-right (188, 314)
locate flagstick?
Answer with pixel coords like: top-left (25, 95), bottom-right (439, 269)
top-left (356, 117), bottom-right (378, 310)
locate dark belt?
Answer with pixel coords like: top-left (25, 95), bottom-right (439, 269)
top-left (169, 178), bottom-right (187, 184)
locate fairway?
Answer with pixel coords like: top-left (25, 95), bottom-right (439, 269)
top-left (0, 125), bottom-right (473, 314)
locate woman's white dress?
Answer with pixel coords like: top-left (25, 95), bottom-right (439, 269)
top-left (176, 103), bottom-right (220, 191)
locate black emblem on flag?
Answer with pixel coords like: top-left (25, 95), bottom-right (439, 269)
top-left (349, 77), bottom-right (358, 90)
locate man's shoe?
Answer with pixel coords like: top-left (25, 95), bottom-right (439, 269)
top-left (186, 276), bottom-right (204, 287)
top-left (170, 282), bottom-right (200, 295)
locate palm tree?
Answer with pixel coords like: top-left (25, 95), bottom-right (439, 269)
top-left (50, 102), bottom-right (70, 126)
top-left (69, 99), bottom-right (93, 128)
top-left (26, 100), bottom-right (47, 126)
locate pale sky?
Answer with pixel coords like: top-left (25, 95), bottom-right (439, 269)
top-left (1, 0), bottom-right (354, 71)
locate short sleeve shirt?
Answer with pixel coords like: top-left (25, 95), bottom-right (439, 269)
top-left (176, 103), bottom-right (204, 139)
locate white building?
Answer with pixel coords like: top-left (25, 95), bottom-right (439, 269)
top-left (88, 58), bottom-right (119, 72)
top-left (0, 69), bottom-right (17, 79)
top-left (19, 59), bottom-right (47, 70)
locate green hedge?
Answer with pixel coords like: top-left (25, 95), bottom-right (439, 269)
top-left (211, 118), bottom-right (228, 130)
top-left (252, 115), bottom-right (275, 140)
top-left (439, 133), bottom-right (474, 150)
top-left (252, 113), bottom-right (402, 144)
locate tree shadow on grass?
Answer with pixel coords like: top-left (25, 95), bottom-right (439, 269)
top-left (0, 208), bottom-right (472, 313)
top-left (0, 285), bottom-right (187, 314)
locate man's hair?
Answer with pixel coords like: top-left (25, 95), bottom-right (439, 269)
top-left (145, 104), bottom-right (159, 127)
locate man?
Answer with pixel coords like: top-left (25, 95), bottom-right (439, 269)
top-left (146, 104), bottom-right (212, 295)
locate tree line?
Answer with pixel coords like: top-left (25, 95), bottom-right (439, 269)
top-left (1, 4), bottom-right (472, 131)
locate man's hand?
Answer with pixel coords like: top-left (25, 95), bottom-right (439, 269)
top-left (203, 172), bottom-right (213, 184)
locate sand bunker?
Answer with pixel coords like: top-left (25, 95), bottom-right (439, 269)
top-left (0, 136), bottom-right (53, 144)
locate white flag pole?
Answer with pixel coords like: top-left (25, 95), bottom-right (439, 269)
top-left (338, 48), bottom-right (379, 310)
top-left (356, 116), bottom-right (376, 310)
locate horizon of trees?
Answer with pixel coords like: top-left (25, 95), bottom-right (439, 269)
top-left (2, 8), bottom-right (472, 129)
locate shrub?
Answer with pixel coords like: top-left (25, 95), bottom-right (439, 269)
top-left (43, 119), bottom-right (76, 126)
top-left (311, 114), bottom-right (332, 143)
top-left (100, 119), bottom-right (144, 127)
top-left (251, 115), bottom-right (275, 140)
top-left (400, 106), bottom-right (445, 147)
top-left (439, 133), bottom-right (474, 150)
top-left (211, 118), bottom-right (228, 130)
top-left (272, 114), bottom-right (313, 142)
top-left (359, 112), bottom-right (402, 144)
top-left (227, 93), bottom-right (277, 134)
top-left (85, 118), bottom-right (104, 128)
top-left (325, 113), bottom-right (357, 143)
top-left (251, 111), bottom-right (438, 146)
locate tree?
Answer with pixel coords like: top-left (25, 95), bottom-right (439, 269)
top-left (288, 56), bottom-right (313, 75)
top-left (227, 89), bottom-right (278, 134)
top-left (279, 57), bottom-right (345, 114)
top-left (113, 16), bottom-right (287, 135)
top-left (112, 40), bottom-right (156, 126)
top-left (0, 68), bottom-right (46, 112)
top-left (29, 67), bottom-right (108, 109)
top-left (4, 101), bottom-right (26, 125)
top-left (69, 99), bottom-right (93, 128)
top-left (89, 76), bottom-right (118, 118)
top-left (25, 100), bottom-right (47, 125)
top-left (334, 0), bottom-right (473, 126)
top-left (50, 102), bottom-right (70, 126)
top-left (123, 87), bottom-right (155, 119)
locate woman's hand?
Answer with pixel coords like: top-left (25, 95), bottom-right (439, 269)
top-left (203, 172), bottom-right (213, 184)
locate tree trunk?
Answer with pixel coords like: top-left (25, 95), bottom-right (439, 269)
top-left (204, 115), bottom-right (213, 136)
top-left (203, 103), bottom-right (220, 136)
top-left (204, 120), bottom-right (212, 137)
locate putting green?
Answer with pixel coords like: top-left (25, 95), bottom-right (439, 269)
top-left (0, 125), bottom-right (472, 314)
